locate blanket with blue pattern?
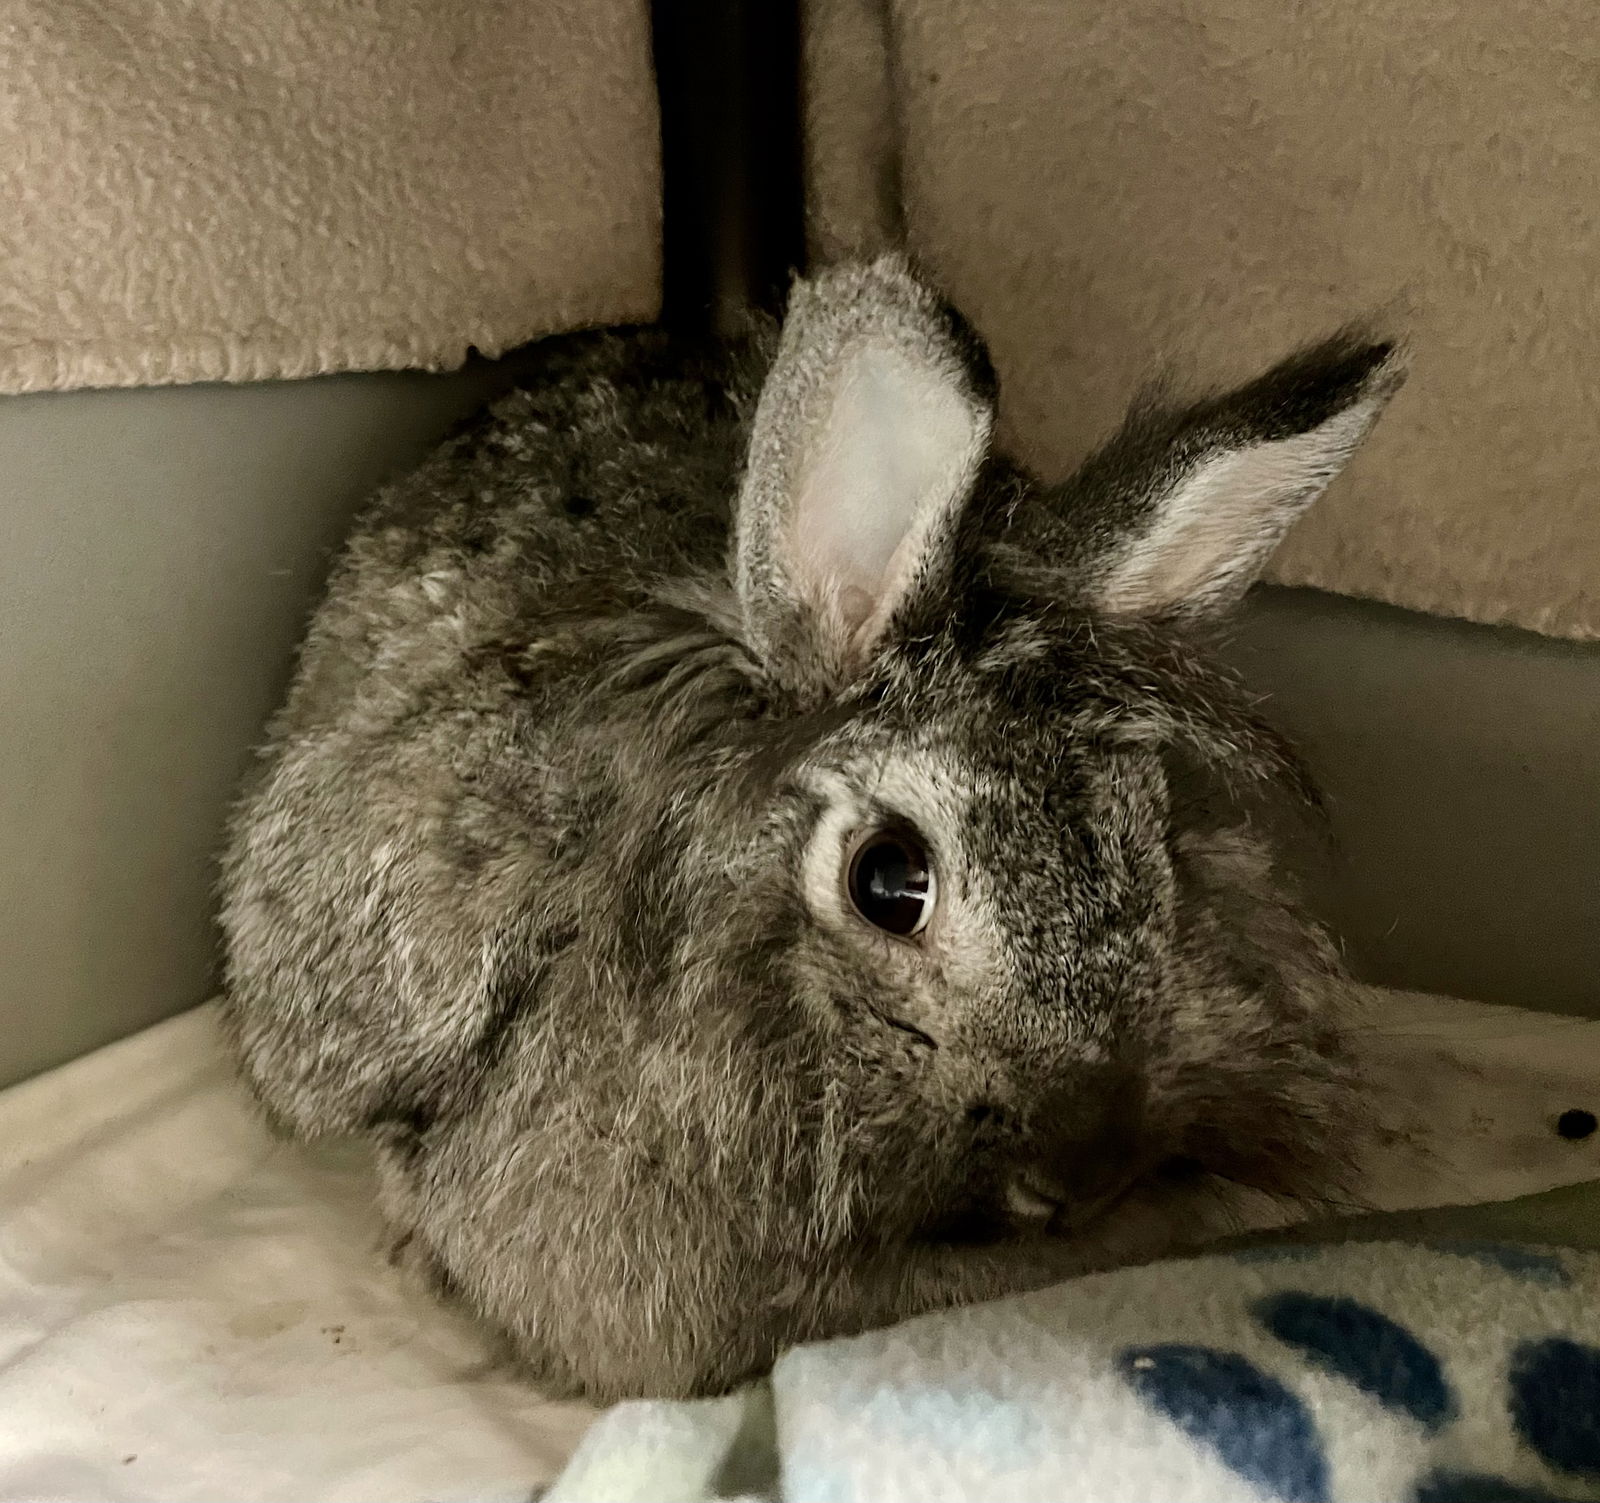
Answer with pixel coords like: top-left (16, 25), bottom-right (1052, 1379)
top-left (547, 1240), bottom-right (1600, 1503)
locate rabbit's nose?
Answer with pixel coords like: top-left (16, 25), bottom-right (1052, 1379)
top-left (1015, 1068), bottom-right (1158, 1229)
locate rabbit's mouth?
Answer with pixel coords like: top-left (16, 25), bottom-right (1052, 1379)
top-left (1026, 1150), bottom-right (1220, 1236)
top-left (1007, 1162), bottom-right (1151, 1235)
top-left (916, 1084), bottom-right (1355, 1246)
top-left (921, 1149), bottom-right (1177, 1243)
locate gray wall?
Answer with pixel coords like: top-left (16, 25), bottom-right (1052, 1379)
top-left (0, 366), bottom-right (519, 1089)
top-left (1226, 590), bottom-right (1600, 1016)
top-left (3, 369), bottom-right (1596, 1089)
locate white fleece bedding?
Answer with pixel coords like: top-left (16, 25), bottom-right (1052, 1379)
top-left (0, 1006), bottom-right (596, 1503)
top-left (1, 993), bottom-right (1597, 1502)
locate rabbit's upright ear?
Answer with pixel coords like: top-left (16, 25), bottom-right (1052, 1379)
top-left (733, 255), bottom-right (994, 695)
top-left (1049, 336), bottom-right (1405, 620)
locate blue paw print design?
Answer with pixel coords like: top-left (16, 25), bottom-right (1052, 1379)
top-left (1116, 1248), bottom-right (1600, 1503)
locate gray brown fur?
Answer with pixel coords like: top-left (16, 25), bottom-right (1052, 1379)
top-left (219, 256), bottom-right (1402, 1401)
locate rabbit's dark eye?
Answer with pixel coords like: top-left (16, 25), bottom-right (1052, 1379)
top-left (847, 830), bottom-right (935, 937)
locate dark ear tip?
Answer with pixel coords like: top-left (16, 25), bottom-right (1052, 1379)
top-left (1220, 327), bottom-right (1407, 442)
top-left (1365, 340), bottom-right (1409, 397)
top-left (1301, 328), bottom-right (1408, 398)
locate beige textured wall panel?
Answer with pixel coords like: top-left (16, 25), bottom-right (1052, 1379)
top-left (807, 0), bottom-right (1600, 639)
top-left (0, 0), bottom-right (661, 393)
top-left (804, 0), bottom-right (902, 260)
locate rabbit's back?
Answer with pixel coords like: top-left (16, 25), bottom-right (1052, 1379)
top-left (219, 326), bottom-right (759, 1137)
top-left (277, 327), bottom-right (757, 741)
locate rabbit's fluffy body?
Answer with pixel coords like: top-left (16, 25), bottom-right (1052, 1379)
top-left (220, 259), bottom-right (1401, 1400)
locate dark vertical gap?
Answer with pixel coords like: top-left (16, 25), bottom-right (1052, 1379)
top-left (651, 0), bottom-right (806, 337)
top-left (867, 0), bottom-right (908, 248)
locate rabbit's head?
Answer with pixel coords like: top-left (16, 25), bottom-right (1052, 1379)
top-left (585, 256), bottom-right (1402, 1251)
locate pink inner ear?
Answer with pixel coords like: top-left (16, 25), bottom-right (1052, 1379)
top-left (836, 584), bottom-right (876, 633)
top-left (1098, 395), bottom-right (1388, 617)
top-left (790, 343), bottom-right (988, 652)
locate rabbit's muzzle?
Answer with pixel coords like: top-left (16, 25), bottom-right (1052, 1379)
top-left (999, 1066), bottom-right (1171, 1233)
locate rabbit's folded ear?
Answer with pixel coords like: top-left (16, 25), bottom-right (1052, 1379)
top-left (1055, 335), bottom-right (1405, 620)
top-left (733, 255), bottom-right (995, 694)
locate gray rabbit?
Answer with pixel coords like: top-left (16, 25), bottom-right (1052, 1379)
top-left (220, 255), bottom-right (1403, 1401)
